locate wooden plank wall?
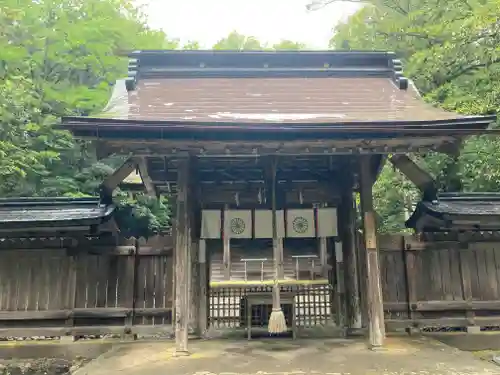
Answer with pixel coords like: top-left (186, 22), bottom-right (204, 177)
top-left (378, 235), bottom-right (500, 330)
top-left (2, 233), bottom-right (500, 338)
top-left (0, 236), bottom-right (174, 338)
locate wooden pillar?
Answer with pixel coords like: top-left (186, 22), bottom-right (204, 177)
top-left (358, 156), bottom-right (385, 348)
top-left (174, 158), bottom-right (191, 355)
top-left (198, 239), bottom-right (208, 336)
top-left (334, 240), bottom-right (346, 327)
top-left (222, 205), bottom-right (231, 280)
top-left (189, 241), bottom-right (199, 333)
top-left (189, 159), bottom-right (202, 335)
top-left (342, 188), bottom-right (362, 331)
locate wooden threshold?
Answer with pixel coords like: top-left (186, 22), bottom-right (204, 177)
top-left (210, 279), bottom-right (329, 288)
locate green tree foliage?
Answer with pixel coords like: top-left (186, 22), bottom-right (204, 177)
top-left (213, 31), bottom-right (308, 50)
top-left (273, 40), bottom-right (308, 50)
top-left (213, 31), bottom-right (264, 50)
top-left (0, 0), bottom-right (175, 236)
top-left (330, 0), bottom-right (500, 232)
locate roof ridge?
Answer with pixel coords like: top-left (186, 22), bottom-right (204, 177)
top-left (124, 50), bottom-right (409, 91)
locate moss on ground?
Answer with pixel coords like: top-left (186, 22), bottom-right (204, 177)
top-left (0, 358), bottom-right (89, 375)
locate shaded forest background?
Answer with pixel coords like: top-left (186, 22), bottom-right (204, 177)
top-left (1, 0), bottom-right (499, 236)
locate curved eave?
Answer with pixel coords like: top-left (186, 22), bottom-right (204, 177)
top-left (61, 115), bottom-right (497, 141)
top-left (406, 194), bottom-right (500, 232)
top-left (0, 200), bottom-right (116, 231)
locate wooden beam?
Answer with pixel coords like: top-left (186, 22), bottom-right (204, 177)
top-left (359, 156), bottom-right (385, 348)
top-left (136, 156), bottom-right (158, 197)
top-left (389, 154), bottom-right (437, 200)
top-left (100, 157), bottom-right (137, 201)
top-left (174, 158), bottom-right (191, 356)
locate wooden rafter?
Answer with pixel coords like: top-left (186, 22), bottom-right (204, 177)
top-left (100, 156), bottom-right (160, 201)
top-left (389, 154), bottom-right (437, 200)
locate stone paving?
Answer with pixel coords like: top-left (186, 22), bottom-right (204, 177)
top-left (73, 336), bottom-right (500, 375)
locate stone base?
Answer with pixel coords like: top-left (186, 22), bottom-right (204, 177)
top-left (466, 326), bottom-right (481, 334)
top-left (173, 349), bottom-right (190, 357)
top-left (406, 327), bottom-right (421, 336)
top-left (121, 333), bottom-right (137, 341)
top-left (369, 345), bottom-right (389, 352)
top-left (60, 335), bottom-right (77, 343)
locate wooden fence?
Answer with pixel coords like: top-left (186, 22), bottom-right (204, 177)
top-left (376, 234), bottom-right (500, 331)
top-left (0, 235), bottom-right (174, 338)
top-left (1, 233), bottom-right (500, 339)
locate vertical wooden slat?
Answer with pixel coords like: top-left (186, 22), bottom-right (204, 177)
top-left (439, 248), bottom-right (452, 300)
top-left (16, 256), bottom-right (28, 311)
top-left (359, 155), bottom-right (385, 348)
top-left (124, 239), bottom-right (138, 335)
top-left (13, 258), bottom-right (21, 311)
top-left (147, 254), bottom-right (156, 325)
top-left (0, 252), bottom-right (8, 311)
top-left (475, 246), bottom-right (489, 296)
top-left (493, 246), bottom-right (500, 300)
top-left (86, 256), bottom-right (97, 308)
top-left (155, 255), bottom-right (165, 324)
top-left (74, 254), bottom-right (86, 309)
top-left (403, 237), bottom-right (417, 326)
top-left (484, 245), bottom-right (499, 300)
top-left (458, 243), bottom-right (475, 326)
top-left (66, 252), bottom-right (78, 335)
top-left (106, 255), bottom-right (119, 308)
top-left (175, 158), bottom-right (191, 355)
top-left (448, 247), bottom-right (463, 300)
top-left (429, 250), bottom-right (442, 300)
top-left (27, 255), bottom-right (38, 311)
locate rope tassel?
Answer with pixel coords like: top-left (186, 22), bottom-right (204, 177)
top-left (268, 248), bottom-right (287, 333)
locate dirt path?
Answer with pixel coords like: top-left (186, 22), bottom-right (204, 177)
top-left (73, 336), bottom-right (500, 375)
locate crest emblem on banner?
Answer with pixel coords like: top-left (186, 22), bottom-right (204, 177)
top-left (286, 209), bottom-right (315, 238)
top-left (230, 217), bottom-right (246, 235)
top-left (292, 216), bottom-right (309, 234)
top-left (226, 210), bottom-right (252, 238)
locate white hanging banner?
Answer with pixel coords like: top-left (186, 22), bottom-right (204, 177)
top-left (317, 207), bottom-right (338, 237)
top-left (226, 210), bottom-right (252, 238)
top-left (201, 209), bottom-right (221, 239)
top-left (254, 209), bottom-right (284, 239)
top-left (286, 209), bottom-right (315, 238)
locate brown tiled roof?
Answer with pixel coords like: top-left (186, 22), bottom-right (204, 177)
top-left (62, 51), bottom-right (496, 134)
top-left (122, 76), bottom-right (460, 123)
top-left (407, 193), bottom-right (500, 232)
top-left (0, 197), bottom-right (115, 229)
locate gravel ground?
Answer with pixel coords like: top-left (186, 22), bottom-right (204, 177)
top-left (0, 358), bottom-right (90, 375)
